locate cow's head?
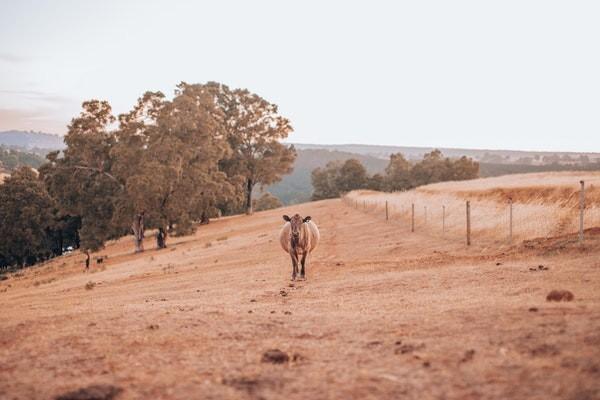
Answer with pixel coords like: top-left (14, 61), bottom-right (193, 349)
top-left (283, 214), bottom-right (311, 242)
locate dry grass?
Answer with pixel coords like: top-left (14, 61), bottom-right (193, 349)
top-left (346, 172), bottom-right (600, 244)
top-left (0, 187), bottom-right (599, 399)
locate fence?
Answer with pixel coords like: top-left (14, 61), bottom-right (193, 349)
top-left (343, 179), bottom-right (600, 247)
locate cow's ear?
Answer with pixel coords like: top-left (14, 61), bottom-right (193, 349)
top-left (283, 215), bottom-right (291, 222)
top-left (303, 216), bottom-right (311, 223)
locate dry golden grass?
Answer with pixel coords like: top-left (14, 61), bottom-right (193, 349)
top-left (0, 187), bottom-right (599, 399)
top-left (346, 172), bottom-right (600, 244)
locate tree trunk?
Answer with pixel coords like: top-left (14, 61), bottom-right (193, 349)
top-left (200, 211), bottom-right (210, 225)
top-left (57, 230), bottom-right (63, 256)
top-left (132, 212), bottom-right (145, 253)
top-left (156, 227), bottom-right (167, 249)
top-left (246, 179), bottom-right (254, 215)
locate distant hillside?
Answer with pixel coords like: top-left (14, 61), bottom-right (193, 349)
top-left (269, 146), bottom-right (600, 205)
top-left (0, 146), bottom-right (47, 172)
top-left (267, 149), bottom-right (387, 204)
top-left (291, 143), bottom-right (600, 164)
top-left (0, 130), bottom-right (65, 153)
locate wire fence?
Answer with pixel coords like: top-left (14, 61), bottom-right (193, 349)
top-left (343, 179), bottom-right (600, 247)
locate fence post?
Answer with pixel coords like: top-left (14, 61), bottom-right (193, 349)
top-left (442, 205), bottom-right (445, 235)
top-left (385, 200), bottom-right (389, 221)
top-left (411, 203), bottom-right (415, 233)
top-left (579, 180), bottom-right (585, 244)
top-left (509, 197), bottom-right (513, 242)
top-left (466, 201), bottom-right (471, 246)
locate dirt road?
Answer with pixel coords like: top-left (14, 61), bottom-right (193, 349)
top-left (1, 199), bottom-right (599, 399)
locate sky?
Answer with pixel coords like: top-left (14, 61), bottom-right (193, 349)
top-left (0, 0), bottom-right (599, 152)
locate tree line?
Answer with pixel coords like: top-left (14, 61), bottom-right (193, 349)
top-left (311, 150), bottom-right (479, 200)
top-left (0, 82), bottom-right (295, 268)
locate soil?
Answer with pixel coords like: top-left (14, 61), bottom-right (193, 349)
top-left (1, 199), bottom-right (599, 399)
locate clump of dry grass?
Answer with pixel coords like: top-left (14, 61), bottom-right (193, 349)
top-left (33, 278), bottom-right (56, 287)
top-left (85, 281), bottom-right (96, 290)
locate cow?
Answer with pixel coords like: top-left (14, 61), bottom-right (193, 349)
top-left (279, 214), bottom-right (320, 281)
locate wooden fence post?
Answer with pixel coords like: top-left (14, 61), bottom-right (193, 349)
top-left (579, 180), bottom-right (585, 244)
top-left (385, 201), bottom-right (389, 221)
top-left (509, 197), bottom-right (513, 242)
top-left (466, 201), bottom-right (471, 246)
top-left (411, 203), bottom-right (415, 233)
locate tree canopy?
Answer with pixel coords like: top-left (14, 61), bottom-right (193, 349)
top-left (311, 150), bottom-right (479, 200)
top-left (2, 81), bottom-right (296, 269)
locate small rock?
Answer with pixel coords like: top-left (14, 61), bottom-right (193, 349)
top-left (270, 311), bottom-right (276, 314)
top-left (529, 307), bottom-right (539, 312)
top-left (460, 349), bottom-right (476, 363)
top-left (279, 290), bottom-right (288, 297)
top-left (261, 349), bottom-right (289, 364)
top-left (148, 324), bottom-right (159, 330)
top-left (423, 361), bottom-right (431, 368)
top-left (284, 311), bottom-right (292, 315)
top-left (248, 310), bottom-right (253, 314)
top-left (250, 299), bottom-right (257, 302)
top-left (496, 262), bottom-right (502, 266)
top-left (546, 290), bottom-right (574, 302)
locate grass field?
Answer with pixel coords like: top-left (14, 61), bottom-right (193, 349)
top-left (1, 173), bottom-right (599, 399)
top-left (346, 172), bottom-right (600, 245)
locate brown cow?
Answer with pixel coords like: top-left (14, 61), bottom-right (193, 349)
top-left (279, 214), bottom-right (320, 280)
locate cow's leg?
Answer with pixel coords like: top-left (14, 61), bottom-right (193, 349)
top-left (300, 252), bottom-right (308, 280)
top-left (290, 251), bottom-right (298, 281)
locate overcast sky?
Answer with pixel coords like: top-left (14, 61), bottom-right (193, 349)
top-left (0, 1), bottom-right (598, 151)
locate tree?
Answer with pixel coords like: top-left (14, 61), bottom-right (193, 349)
top-left (384, 153), bottom-right (412, 191)
top-left (311, 159), bottom-right (369, 200)
top-left (206, 82), bottom-right (296, 214)
top-left (336, 159), bottom-right (368, 193)
top-left (253, 192), bottom-right (283, 211)
top-left (112, 84), bottom-right (236, 248)
top-left (0, 167), bottom-right (55, 267)
top-left (39, 100), bottom-right (122, 252)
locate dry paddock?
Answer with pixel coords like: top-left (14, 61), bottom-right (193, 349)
top-left (0, 198), bottom-right (599, 400)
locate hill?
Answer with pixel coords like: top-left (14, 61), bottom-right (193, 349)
top-left (0, 130), bottom-right (65, 153)
top-left (1, 173), bottom-right (599, 399)
top-left (291, 142), bottom-right (600, 164)
top-left (347, 171), bottom-right (600, 244)
top-left (267, 149), bottom-right (387, 204)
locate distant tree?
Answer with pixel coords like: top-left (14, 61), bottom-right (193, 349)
top-left (447, 156), bottom-right (479, 181)
top-left (206, 82), bottom-right (296, 214)
top-left (311, 160), bottom-right (342, 200)
top-left (367, 173), bottom-right (385, 191)
top-left (411, 150), bottom-right (449, 186)
top-left (0, 167), bottom-right (55, 267)
top-left (311, 159), bottom-right (369, 200)
top-left (384, 153), bottom-right (412, 191)
top-left (253, 192), bottom-right (283, 211)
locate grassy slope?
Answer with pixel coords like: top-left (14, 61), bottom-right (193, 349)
top-left (1, 177), bottom-right (600, 399)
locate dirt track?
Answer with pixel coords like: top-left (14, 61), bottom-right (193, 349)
top-left (1, 199), bottom-right (599, 400)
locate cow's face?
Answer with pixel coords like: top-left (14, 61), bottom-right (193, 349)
top-left (283, 214), bottom-right (311, 242)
